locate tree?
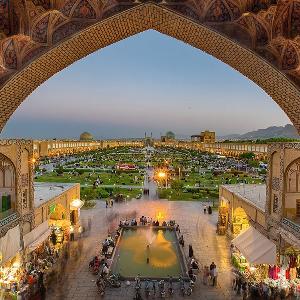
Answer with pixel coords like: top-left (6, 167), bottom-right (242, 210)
top-left (171, 180), bottom-right (184, 191)
top-left (81, 187), bottom-right (98, 200)
top-left (77, 169), bottom-right (85, 175)
top-left (239, 152), bottom-right (255, 160)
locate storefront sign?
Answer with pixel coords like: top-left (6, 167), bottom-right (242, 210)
top-left (49, 204), bottom-right (56, 214)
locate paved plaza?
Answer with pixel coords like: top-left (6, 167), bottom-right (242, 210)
top-left (46, 198), bottom-right (241, 300)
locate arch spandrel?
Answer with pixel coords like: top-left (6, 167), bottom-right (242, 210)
top-left (0, 1), bottom-right (300, 131)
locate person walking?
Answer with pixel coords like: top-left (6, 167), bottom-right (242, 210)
top-left (236, 276), bottom-right (242, 295)
top-left (212, 265), bottom-right (218, 286)
top-left (88, 217), bottom-right (92, 232)
top-left (188, 245), bottom-right (194, 258)
top-left (209, 262), bottom-right (216, 285)
top-left (203, 204), bottom-right (207, 214)
top-left (203, 266), bottom-right (209, 285)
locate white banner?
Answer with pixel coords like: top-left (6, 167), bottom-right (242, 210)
top-left (0, 225), bottom-right (21, 265)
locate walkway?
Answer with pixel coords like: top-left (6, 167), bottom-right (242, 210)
top-left (142, 168), bottom-right (158, 200)
top-left (47, 199), bottom-right (239, 300)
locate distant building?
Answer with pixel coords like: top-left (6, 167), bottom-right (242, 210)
top-left (80, 132), bottom-right (93, 141)
top-left (161, 131), bottom-right (175, 142)
top-left (191, 130), bottom-right (215, 143)
top-left (116, 163), bottom-right (136, 170)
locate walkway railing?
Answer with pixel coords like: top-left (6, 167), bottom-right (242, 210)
top-left (0, 212), bottom-right (20, 228)
top-left (282, 217), bottom-right (300, 235)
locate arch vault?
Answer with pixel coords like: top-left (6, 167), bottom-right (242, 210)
top-left (0, 0), bottom-right (300, 131)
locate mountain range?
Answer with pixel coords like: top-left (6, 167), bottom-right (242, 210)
top-left (219, 124), bottom-right (300, 141)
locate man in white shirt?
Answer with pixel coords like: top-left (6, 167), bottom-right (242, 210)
top-left (212, 266), bottom-right (218, 286)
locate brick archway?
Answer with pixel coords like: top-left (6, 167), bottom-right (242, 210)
top-left (0, 3), bottom-right (300, 132)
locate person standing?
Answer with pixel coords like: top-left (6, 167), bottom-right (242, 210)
top-left (203, 204), bottom-right (207, 214)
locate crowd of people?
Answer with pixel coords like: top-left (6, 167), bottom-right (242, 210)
top-left (119, 216), bottom-right (177, 227)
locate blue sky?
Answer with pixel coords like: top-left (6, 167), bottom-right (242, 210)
top-left (1, 30), bottom-right (290, 139)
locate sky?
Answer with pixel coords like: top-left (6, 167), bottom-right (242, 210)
top-left (1, 30), bottom-right (291, 140)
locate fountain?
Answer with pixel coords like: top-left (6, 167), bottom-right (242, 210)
top-left (145, 227), bottom-right (156, 245)
top-left (111, 226), bottom-right (187, 279)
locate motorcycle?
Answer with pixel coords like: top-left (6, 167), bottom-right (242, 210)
top-left (179, 276), bottom-right (186, 296)
top-left (103, 274), bottom-right (121, 288)
top-left (96, 277), bottom-right (105, 296)
top-left (158, 280), bottom-right (166, 298)
top-left (152, 280), bottom-right (157, 296)
top-left (186, 280), bottom-right (195, 296)
top-left (134, 276), bottom-right (142, 300)
top-left (89, 258), bottom-right (100, 275)
top-left (168, 276), bottom-right (174, 295)
top-left (145, 279), bottom-right (151, 297)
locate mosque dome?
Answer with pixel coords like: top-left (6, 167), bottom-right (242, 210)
top-left (166, 131), bottom-right (175, 139)
top-left (80, 132), bottom-right (93, 141)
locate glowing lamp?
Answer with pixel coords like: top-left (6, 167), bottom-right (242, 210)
top-left (158, 172), bottom-right (166, 178)
top-left (12, 262), bottom-right (20, 269)
top-left (70, 199), bottom-right (84, 209)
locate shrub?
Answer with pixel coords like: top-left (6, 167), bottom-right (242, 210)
top-left (56, 166), bottom-right (64, 175)
top-left (97, 188), bottom-right (109, 199)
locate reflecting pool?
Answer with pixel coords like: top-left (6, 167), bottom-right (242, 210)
top-left (111, 227), bottom-right (185, 278)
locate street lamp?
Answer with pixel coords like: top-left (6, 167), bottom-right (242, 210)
top-left (158, 171), bottom-right (167, 188)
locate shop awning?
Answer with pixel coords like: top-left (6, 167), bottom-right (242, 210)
top-left (232, 226), bottom-right (276, 265)
top-left (23, 221), bottom-right (50, 252)
top-left (27, 229), bottom-right (51, 252)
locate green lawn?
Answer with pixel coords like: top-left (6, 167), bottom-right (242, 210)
top-left (81, 186), bottom-right (143, 201)
top-left (181, 171), bottom-right (262, 188)
top-left (35, 171), bottom-right (144, 186)
top-left (158, 188), bottom-right (219, 201)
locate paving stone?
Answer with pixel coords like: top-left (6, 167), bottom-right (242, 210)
top-left (46, 199), bottom-right (243, 299)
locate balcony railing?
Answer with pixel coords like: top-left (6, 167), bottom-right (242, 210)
top-left (0, 212), bottom-right (20, 228)
top-left (282, 218), bottom-right (300, 234)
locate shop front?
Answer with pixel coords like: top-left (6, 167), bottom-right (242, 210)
top-left (0, 225), bottom-right (23, 299)
top-left (70, 198), bottom-right (84, 238)
top-left (231, 226), bottom-right (300, 298)
top-left (217, 197), bottom-right (229, 235)
top-left (48, 203), bottom-right (71, 245)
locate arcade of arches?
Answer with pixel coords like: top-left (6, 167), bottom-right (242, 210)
top-left (0, 0), bottom-right (299, 131)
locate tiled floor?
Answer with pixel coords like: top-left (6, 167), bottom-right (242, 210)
top-left (47, 199), bottom-right (239, 300)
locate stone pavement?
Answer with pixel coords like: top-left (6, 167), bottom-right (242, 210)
top-left (47, 199), bottom-right (241, 300)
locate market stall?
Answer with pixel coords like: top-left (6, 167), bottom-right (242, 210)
top-left (231, 227), bottom-right (300, 298)
top-left (0, 254), bottom-right (25, 300)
